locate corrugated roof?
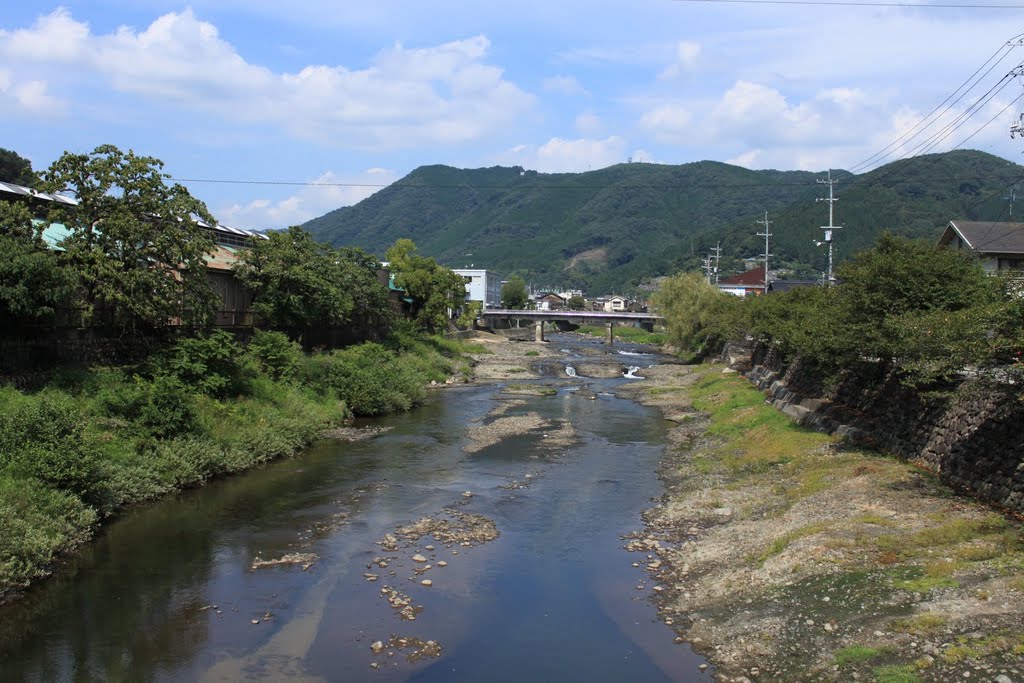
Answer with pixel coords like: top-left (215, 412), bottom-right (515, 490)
top-left (0, 180), bottom-right (79, 205)
top-left (204, 245), bottom-right (241, 271)
top-left (946, 220), bottom-right (1024, 255)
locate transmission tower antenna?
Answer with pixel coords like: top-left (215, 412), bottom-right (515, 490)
top-left (756, 212), bottom-right (772, 294)
top-left (816, 170), bottom-right (842, 287)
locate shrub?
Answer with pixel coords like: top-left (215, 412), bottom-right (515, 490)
top-left (246, 329), bottom-right (303, 381)
top-left (303, 343), bottom-right (425, 416)
top-left (0, 388), bottom-right (104, 505)
top-left (152, 330), bottom-right (254, 398)
top-left (0, 476), bottom-right (96, 596)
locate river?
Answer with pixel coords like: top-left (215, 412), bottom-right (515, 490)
top-left (0, 336), bottom-right (711, 682)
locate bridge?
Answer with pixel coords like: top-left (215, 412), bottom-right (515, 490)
top-left (479, 309), bottom-right (663, 344)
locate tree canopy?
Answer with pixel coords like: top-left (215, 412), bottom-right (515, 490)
top-left (234, 226), bottom-right (390, 331)
top-left (0, 148), bottom-right (37, 187)
top-left (385, 238), bottom-right (465, 333)
top-left (500, 275), bottom-right (530, 309)
top-left (41, 145), bottom-right (217, 332)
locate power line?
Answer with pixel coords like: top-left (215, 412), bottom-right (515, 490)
top-left (848, 35), bottom-right (1024, 174)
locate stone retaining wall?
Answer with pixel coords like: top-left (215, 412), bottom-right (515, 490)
top-left (726, 342), bottom-right (1024, 512)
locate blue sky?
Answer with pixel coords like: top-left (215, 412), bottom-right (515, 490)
top-left (2, 1), bottom-right (1023, 230)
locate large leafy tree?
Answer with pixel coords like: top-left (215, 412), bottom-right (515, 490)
top-left (0, 201), bottom-right (75, 330)
top-left (385, 238), bottom-right (465, 333)
top-left (41, 145), bottom-right (217, 332)
top-left (234, 226), bottom-right (390, 331)
top-left (653, 271), bottom-right (740, 356)
top-left (500, 275), bottom-right (529, 309)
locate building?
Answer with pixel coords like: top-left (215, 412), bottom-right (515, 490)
top-left (535, 292), bottom-right (566, 311)
top-left (937, 220), bottom-right (1024, 274)
top-left (718, 267), bottom-right (768, 297)
top-left (452, 268), bottom-right (503, 309)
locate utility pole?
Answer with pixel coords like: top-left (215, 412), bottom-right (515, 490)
top-left (702, 254), bottom-right (714, 283)
top-left (756, 212), bottom-right (772, 294)
top-left (816, 170), bottom-right (842, 287)
top-left (1007, 183), bottom-right (1019, 220)
top-left (711, 241), bottom-right (722, 284)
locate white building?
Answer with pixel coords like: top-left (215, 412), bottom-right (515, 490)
top-left (452, 269), bottom-right (503, 309)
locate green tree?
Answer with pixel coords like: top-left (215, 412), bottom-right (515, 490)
top-left (567, 294), bottom-right (586, 310)
top-left (385, 238), bottom-right (465, 333)
top-left (0, 148), bottom-right (37, 187)
top-left (501, 275), bottom-right (529, 309)
top-left (0, 201), bottom-right (76, 330)
top-left (653, 271), bottom-right (740, 357)
top-left (41, 145), bottom-right (217, 332)
top-left (235, 226), bottom-right (352, 329)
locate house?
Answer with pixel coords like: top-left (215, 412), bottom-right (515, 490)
top-left (451, 268), bottom-right (503, 309)
top-left (718, 267), bottom-right (768, 297)
top-left (535, 292), bottom-right (566, 311)
top-left (603, 295), bottom-right (628, 312)
top-left (937, 220), bottom-right (1024, 274)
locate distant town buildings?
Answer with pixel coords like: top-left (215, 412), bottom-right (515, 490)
top-left (452, 268), bottom-right (503, 309)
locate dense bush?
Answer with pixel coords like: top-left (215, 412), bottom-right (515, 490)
top-left (151, 330), bottom-right (254, 398)
top-left (246, 330), bottom-right (303, 381)
top-left (0, 388), bottom-right (103, 505)
top-left (303, 343), bottom-right (425, 416)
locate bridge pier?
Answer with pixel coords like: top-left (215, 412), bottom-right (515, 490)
top-left (605, 322), bottom-right (614, 345)
top-left (534, 320), bottom-right (545, 343)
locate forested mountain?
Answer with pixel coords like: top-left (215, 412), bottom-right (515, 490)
top-left (303, 150), bottom-right (1022, 293)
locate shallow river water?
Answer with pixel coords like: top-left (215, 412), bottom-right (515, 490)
top-left (0, 336), bottom-right (711, 682)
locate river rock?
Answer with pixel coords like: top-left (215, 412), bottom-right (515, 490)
top-left (412, 554), bottom-right (427, 563)
top-left (421, 579), bottom-right (433, 586)
top-left (371, 640), bottom-right (384, 653)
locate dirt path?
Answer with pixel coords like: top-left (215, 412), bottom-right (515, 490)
top-left (617, 363), bottom-right (1024, 683)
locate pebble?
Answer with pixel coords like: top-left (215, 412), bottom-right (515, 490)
top-left (462, 491), bottom-right (473, 498)
top-left (251, 619), bottom-right (260, 625)
top-left (436, 560), bottom-right (448, 567)
top-left (699, 663), bottom-right (708, 671)
top-left (370, 662), bottom-right (379, 669)
top-left (371, 640), bottom-right (384, 653)
top-left (412, 554), bottom-right (427, 563)
top-left (421, 579), bottom-right (433, 586)
top-left (824, 623), bottom-right (834, 632)
top-left (425, 545), bottom-right (435, 551)
top-left (994, 676), bottom-right (1012, 683)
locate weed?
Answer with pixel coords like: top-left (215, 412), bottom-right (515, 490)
top-left (890, 613), bottom-right (948, 636)
top-left (525, 351), bottom-right (540, 357)
top-left (871, 664), bottom-right (920, 683)
top-left (754, 522), bottom-right (830, 565)
top-left (834, 645), bottom-right (886, 666)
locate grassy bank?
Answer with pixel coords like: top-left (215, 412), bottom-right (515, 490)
top-left (0, 329), bottom-right (476, 603)
top-left (575, 324), bottom-right (666, 345)
top-left (626, 364), bottom-right (1024, 682)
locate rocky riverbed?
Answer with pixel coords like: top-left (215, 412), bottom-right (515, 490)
top-left (617, 363), bottom-right (1024, 683)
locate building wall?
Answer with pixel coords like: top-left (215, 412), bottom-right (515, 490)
top-left (453, 269), bottom-right (502, 308)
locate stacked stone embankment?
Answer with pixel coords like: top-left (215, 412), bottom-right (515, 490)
top-left (725, 341), bottom-right (1024, 513)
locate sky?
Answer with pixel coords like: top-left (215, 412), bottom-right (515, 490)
top-left (2, 1), bottom-right (1024, 230)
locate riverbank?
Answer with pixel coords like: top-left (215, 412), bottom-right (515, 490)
top-left (0, 331), bottom-right (478, 604)
top-left (618, 363), bottom-right (1024, 683)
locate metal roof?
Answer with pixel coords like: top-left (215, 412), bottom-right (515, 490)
top-left (0, 180), bottom-right (79, 205)
top-left (944, 220), bottom-right (1024, 255)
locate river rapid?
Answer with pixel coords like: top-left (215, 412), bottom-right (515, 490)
top-left (0, 335), bottom-right (711, 682)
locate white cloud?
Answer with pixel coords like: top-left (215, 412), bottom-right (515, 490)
top-left (543, 75), bottom-right (588, 96)
top-left (217, 168), bottom-right (398, 229)
top-left (659, 40), bottom-right (701, 80)
top-left (575, 111), bottom-right (602, 136)
top-left (0, 9), bottom-right (534, 149)
top-left (639, 103), bottom-right (692, 143)
top-left (0, 69), bottom-right (64, 116)
top-left (497, 136), bottom-right (628, 173)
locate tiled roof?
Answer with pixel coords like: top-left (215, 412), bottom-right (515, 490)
top-left (946, 221), bottom-right (1024, 254)
top-left (719, 267), bottom-right (767, 287)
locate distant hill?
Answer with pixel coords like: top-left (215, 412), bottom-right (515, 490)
top-left (303, 150), bottom-right (1022, 294)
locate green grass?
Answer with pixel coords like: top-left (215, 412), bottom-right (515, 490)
top-left (755, 522), bottom-right (830, 565)
top-left (872, 664), bottom-right (920, 683)
top-left (942, 631), bottom-right (1024, 663)
top-left (502, 384), bottom-right (557, 396)
top-left (576, 325), bottom-right (667, 345)
top-left (894, 574), bottom-right (959, 593)
top-left (834, 645), bottom-right (887, 667)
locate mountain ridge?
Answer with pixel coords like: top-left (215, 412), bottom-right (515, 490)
top-left (303, 150), bottom-right (1022, 293)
